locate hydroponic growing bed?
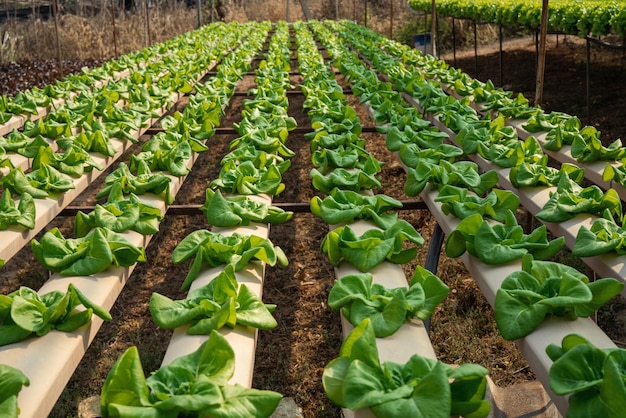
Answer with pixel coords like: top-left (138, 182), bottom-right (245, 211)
top-left (0, 18), bottom-right (625, 418)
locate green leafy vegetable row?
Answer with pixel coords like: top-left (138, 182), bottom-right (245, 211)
top-left (408, 0), bottom-right (626, 37)
top-left (327, 20), bottom-right (625, 416)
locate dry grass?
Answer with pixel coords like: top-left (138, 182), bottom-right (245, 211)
top-left (0, 0), bottom-right (419, 63)
top-left (0, 2), bottom-right (198, 62)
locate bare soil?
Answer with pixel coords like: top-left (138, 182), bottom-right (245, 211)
top-left (1, 28), bottom-right (625, 418)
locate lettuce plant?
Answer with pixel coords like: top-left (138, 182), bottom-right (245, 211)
top-left (0, 190), bottom-right (35, 230)
top-left (31, 227), bottom-right (146, 276)
top-left (221, 145), bottom-right (290, 173)
top-left (546, 334), bottom-right (626, 418)
top-left (0, 364), bottom-right (29, 417)
top-left (435, 185), bottom-right (520, 222)
top-left (494, 256), bottom-right (624, 340)
top-left (32, 144), bottom-right (103, 178)
top-left (210, 160), bottom-right (285, 196)
top-left (446, 211), bottom-right (564, 264)
top-left (383, 124), bottom-right (448, 152)
top-left (150, 265), bottom-right (277, 334)
top-left (57, 129), bottom-right (117, 157)
top-left (321, 222), bottom-right (424, 272)
top-left (96, 161), bottom-right (173, 205)
top-left (404, 159), bottom-right (498, 197)
top-left (310, 167), bottom-right (382, 194)
top-left (172, 230), bottom-right (288, 291)
top-left (536, 175), bottom-right (622, 223)
top-left (323, 318), bottom-right (490, 418)
top-left (602, 161), bottom-right (626, 188)
top-left (310, 189), bottom-right (402, 226)
top-left (0, 167), bottom-right (66, 199)
top-left (129, 131), bottom-right (208, 177)
top-left (311, 144), bottom-right (383, 174)
top-left (328, 267), bottom-right (448, 337)
top-left (100, 330), bottom-right (282, 418)
top-left (0, 284), bottom-right (112, 346)
top-left (397, 142), bottom-right (463, 168)
top-left (74, 183), bottom-right (163, 237)
top-left (200, 189), bottom-right (292, 227)
top-left (571, 134), bottom-right (626, 163)
top-left (509, 161), bottom-right (585, 188)
top-left (0, 132), bottom-right (50, 156)
top-left (573, 210), bottom-right (626, 257)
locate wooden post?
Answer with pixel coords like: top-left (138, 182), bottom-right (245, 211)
top-left (389, 0), bottom-right (393, 39)
top-left (286, 0), bottom-right (290, 23)
top-left (452, 17), bottom-right (457, 66)
top-left (53, 0), bottom-right (62, 74)
top-left (197, 0), bottom-right (201, 28)
top-left (499, 23), bottom-right (503, 86)
top-left (535, 0), bottom-right (549, 106)
top-left (144, 0), bottom-right (151, 47)
top-left (364, 0), bottom-right (367, 27)
top-left (111, 0), bottom-right (118, 58)
top-left (430, 0), bottom-right (436, 56)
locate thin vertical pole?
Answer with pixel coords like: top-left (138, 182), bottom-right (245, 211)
top-left (53, 0), bottom-right (62, 75)
top-left (4, 0), bottom-right (9, 25)
top-left (586, 38), bottom-right (591, 124)
top-left (197, 0), bottom-right (201, 28)
top-left (111, 0), bottom-right (118, 58)
top-left (364, 0), bottom-right (367, 27)
top-left (286, 0), bottom-right (290, 22)
top-left (499, 23), bottom-right (503, 86)
top-left (535, 0), bottom-right (549, 106)
top-left (335, 0), bottom-right (338, 20)
top-left (452, 17), bottom-right (457, 67)
top-left (389, 0), bottom-right (393, 39)
top-left (145, 0), bottom-right (151, 47)
top-left (474, 20), bottom-right (478, 75)
top-left (431, 0), bottom-right (436, 56)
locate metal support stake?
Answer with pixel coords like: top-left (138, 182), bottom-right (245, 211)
top-left (473, 20), bottom-right (478, 76)
top-left (197, 0), bottom-right (201, 28)
top-left (452, 17), bottom-right (456, 67)
top-left (499, 23), bottom-right (503, 86)
top-left (424, 223), bottom-right (445, 335)
top-left (586, 37), bottom-right (591, 124)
